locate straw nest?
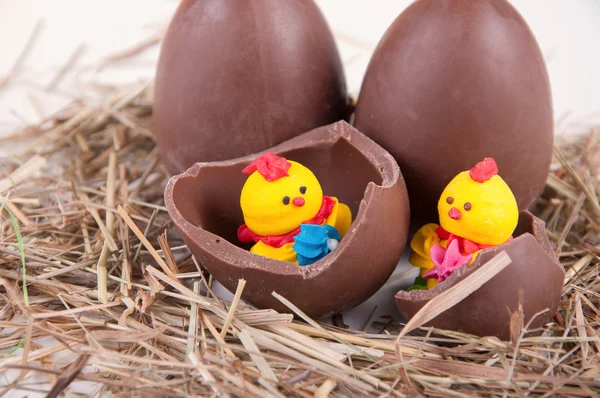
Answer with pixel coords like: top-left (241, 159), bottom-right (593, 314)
top-left (0, 83), bottom-right (598, 397)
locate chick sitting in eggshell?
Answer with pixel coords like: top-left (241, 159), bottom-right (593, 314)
top-left (238, 152), bottom-right (352, 265)
top-left (409, 158), bottom-right (518, 290)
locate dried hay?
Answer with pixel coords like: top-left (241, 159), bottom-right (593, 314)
top-left (0, 70), bottom-right (599, 398)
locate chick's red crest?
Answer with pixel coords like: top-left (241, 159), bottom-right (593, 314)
top-left (242, 152), bottom-right (291, 182)
top-left (469, 157), bottom-right (498, 183)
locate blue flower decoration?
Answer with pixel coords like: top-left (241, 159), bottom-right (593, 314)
top-left (293, 224), bottom-right (341, 266)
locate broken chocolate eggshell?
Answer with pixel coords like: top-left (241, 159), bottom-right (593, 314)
top-left (165, 121), bottom-right (410, 318)
top-left (395, 211), bottom-right (564, 341)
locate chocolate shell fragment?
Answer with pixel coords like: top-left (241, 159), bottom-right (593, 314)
top-left (165, 121), bottom-right (410, 318)
top-left (395, 212), bottom-right (564, 340)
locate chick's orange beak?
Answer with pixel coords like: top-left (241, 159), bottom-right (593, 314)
top-left (448, 207), bottom-right (461, 220)
top-left (293, 197), bottom-right (305, 207)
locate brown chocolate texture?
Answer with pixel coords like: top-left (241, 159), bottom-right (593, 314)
top-left (395, 211), bottom-right (565, 340)
top-left (165, 121), bottom-right (410, 318)
top-left (153, 0), bottom-right (349, 175)
top-left (354, 0), bottom-right (554, 227)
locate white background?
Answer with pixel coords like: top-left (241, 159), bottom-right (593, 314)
top-left (1, 0), bottom-right (600, 137)
top-left (0, 1), bottom-right (599, 395)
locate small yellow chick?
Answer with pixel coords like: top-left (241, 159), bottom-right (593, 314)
top-left (409, 158), bottom-right (518, 290)
top-left (238, 152), bottom-right (352, 265)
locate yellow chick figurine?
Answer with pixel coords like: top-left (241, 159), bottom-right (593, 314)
top-left (237, 152), bottom-right (352, 265)
top-left (409, 158), bottom-right (518, 290)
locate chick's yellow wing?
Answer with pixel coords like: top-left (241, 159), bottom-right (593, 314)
top-left (408, 223), bottom-right (441, 270)
top-left (325, 197), bottom-right (352, 238)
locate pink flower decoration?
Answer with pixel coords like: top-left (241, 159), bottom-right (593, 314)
top-left (424, 239), bottom-right (472, 283)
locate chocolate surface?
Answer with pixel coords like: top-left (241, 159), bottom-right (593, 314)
top-left (165, 121), bottom-right (410, 318)
top-left (154, 0), bottom-right (348, 175)
top-left (354, 0), bottom-right (553, 227)
top-left (395, 212), bottom-right (564, 340)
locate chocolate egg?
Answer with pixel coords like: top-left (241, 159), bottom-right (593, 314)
top-left (165, 121), bottom-right (410, 317)
top-left (154, 0), bottom-right (348, 174)
top-left (395, 211), bottom-right (564, 340)
top-left (354, 0), bottom-right (553, 226)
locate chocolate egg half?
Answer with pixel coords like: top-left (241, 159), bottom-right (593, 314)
top-left (154, 0), bottom-right (348, 174)
top-left (395, 212), bottom-right (564, 340)
top-left (354, 0), bottom-right (553, 226)
top-left (165, 121), bottom-right (410, 317)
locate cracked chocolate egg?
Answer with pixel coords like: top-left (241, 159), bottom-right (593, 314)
top-left (154, 0), bottom-right (349, 175)
top-left (354, 0), bottom-right (553, 227)
top-left (395, 211), bottom-right (564, 340)
top-left (165, 121), bottom-right (410, 317)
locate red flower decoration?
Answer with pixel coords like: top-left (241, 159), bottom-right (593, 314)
top-left (243, 152), bottom-right (291, 182)
top-left (469, 157), bottom-right (498, 183)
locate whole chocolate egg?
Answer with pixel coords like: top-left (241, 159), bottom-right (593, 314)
top-left (153, 0), bottom-right (348, 174)
top-left (354, 0), bottom-right (553, 226)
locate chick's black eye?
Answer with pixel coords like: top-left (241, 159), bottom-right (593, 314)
top-left (446, 197), bottom-right (454, 204)
top-left (464, 202), bottom-right (472, 211)
top-left (282, 196), bottom-right (290, 205)
top-left (299, 186), bottom-right (307, 194)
